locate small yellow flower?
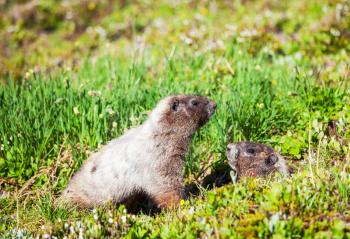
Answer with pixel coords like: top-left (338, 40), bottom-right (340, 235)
top-left (88, 2), bottom-right (96, 10)
top-left (25, 71), bottom-right (31, 79)
top-left (199, 7), bottom-right (208, 15)
top-left (25, 69), bottom-right (34, 79)
top-left (180, 199), bottom-right (185, 206)
top-left (256, 103), bottom-right (264, 109)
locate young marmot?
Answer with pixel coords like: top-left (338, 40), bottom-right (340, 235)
top-left (60, 95), bottom-right (216, 209)
top-left (226, 142), bottom-right (288, 180)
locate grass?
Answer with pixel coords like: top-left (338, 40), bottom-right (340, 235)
top-left (1, 0), bottom-right (350, 238)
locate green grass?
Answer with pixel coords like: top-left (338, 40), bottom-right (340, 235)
top-left (1, 0), bottom-right (350, 238)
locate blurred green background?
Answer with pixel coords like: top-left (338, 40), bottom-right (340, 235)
top-left (1, 0), bottom-right (349, 81)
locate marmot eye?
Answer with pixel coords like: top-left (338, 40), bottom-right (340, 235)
top-left (191, 100), bottom-right (199, 106)
top-left (171, 101), bottom-right (179, 111)
top-left (246, 148), bottom-right (255, 154)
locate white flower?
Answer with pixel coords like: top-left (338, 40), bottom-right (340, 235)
top-left (294, 52), bottom-right (302, 60)
top-left (121, 215), bottom-right (127, 223)
top-left (7, 25), bottom-right (19, 33)
top-left (79, 228), bottom-right (84, 239)
top-left (95, 26), bottom-right (107, 39)
top-left (188, 207), bottom-right (195, 215)
top-left (240, 29), bottom-right (257, 38)
top-left (86, 26), bottom-right (94, 34)
top-left (73, 107), bottom-right (80, 115)
top-left (264, 9), bottom-right (272, 17)
top-left (54, 98), bottom-right (64, 104)
top-left (87, 90), bottom-right (101, 97)
top-left (66, 11), bottom-right (73, 20)
top-left (76, 221), bottom-right (82, 228)
top-left (198, 217), bottom-right (205, 224)
top-left (153, 18), bottom-right (165, 28)
top-left (330, 28), bottom-right (340, 37)
top-left (269, 213), bottom-right (280, 232)
top-left (322, 5), bottom-right (329, 13)
top-left (106, 107), bottom-right (115, 115)
top-left (108, 218), bottom-right (113, 224)
top-left (225, 24), bottom-right (237, 32)
top-left (179, 34), bottom-right (193, 45)
top-left (93, 214), bottom-right (98, 221)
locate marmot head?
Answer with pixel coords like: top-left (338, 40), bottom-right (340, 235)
top-left (226, 141), bottom-right (288, 179)
top-left (150, 94), bottom-right (216, 135)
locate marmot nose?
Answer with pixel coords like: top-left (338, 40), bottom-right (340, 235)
top-left (208, 100), bottom-right (217, 110)
top-left (270, 155), bottom-right (278, 164)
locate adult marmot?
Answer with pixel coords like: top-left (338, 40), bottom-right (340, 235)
top-left (60, 95), bottom-right (216, 209)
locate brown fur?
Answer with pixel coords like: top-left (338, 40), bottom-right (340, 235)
top-left (226, 141), bottom-right (288, 180)
top-left (148, 95), bottom-right (216, 208)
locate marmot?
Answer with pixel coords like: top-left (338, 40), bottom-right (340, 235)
top-left (60, 95), bottom-right (216, 209)
top-left (226, 142), bottom-right (288, 180)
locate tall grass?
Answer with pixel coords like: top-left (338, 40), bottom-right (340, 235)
top-left (0, 48), bottom-right (299, 183)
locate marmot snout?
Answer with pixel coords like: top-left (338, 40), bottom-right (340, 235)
top-left (60, 94), bottom-right (216, 209)
top-left (226, 141), bottom-right (288, 179)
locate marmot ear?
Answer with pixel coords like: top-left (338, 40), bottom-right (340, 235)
top-left (171, 100), bottom-right (179, 112)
